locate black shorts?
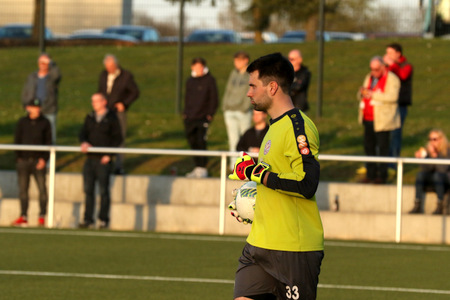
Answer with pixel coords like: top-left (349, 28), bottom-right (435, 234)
top-left (234, 243), bottom-right (324, 300)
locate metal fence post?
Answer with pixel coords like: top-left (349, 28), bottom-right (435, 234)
top-left (47, 146), bottom-right (56, 228)
top-left (219, 153), bottom-right (227, 235)
top-left (395, 159), bottom-right (404, 243)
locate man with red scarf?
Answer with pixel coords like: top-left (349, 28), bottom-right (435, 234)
top-left (358, 56), bottom-right (401, 184)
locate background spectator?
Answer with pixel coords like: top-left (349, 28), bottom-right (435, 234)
top-left (21, 53), bottom-right (61, 144)
top-left (222, 51), bottom-right (252, 170)
top-left (236, 110), bottom-right (269, 154)
top-left (98, 54), bottom-right (140, 175)
top-left (288, 49), bottom-right (311, 112)
top-left (183, 57), bottom-right (218, 178)
top-left (358, 56), bottom-right (400, 184)
top-left (78, 93), bottom-right (123, 229)
top-left (12, 99), bottom-right (52, 227)
top-left (409, 129), bottom-right (450, 215)
top-left (384, 43), bottom-right (413, 159)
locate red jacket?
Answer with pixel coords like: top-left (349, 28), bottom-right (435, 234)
top-left (388, 56), bottom-right (413, 106)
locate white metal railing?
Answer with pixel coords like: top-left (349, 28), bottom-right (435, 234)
top-left (1, 144), bottom-right (450, 243)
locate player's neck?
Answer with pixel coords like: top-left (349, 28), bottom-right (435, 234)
top-left (268, 95), bottom-right (295, 120)
top-left (254, 122), bottom-right (267, 130)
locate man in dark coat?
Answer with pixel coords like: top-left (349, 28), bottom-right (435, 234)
top-left (183, 57), bottom-right (218, 178)
top-left (78, 93), bottom-right (123, 229)
top-left (288, 49), bottom-right (311, 112)
top-left (12, 98), bottom-right (52, 227)
top-left (97, 54), bottom-right (139, 174)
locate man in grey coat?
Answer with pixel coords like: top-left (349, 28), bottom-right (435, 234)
top-left (222, 51), bottom-right (252, 170)
top-left (22, 53), bottom-right (62, 144)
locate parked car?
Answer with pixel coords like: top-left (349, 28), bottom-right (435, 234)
top-left (160, 36), bottom-right (179, 43)
top-left (71, 29), bottom-right (103, 35)
top-left (0, 23), bottom-right (53, 40)
top-left (279, 30), bottom-right (366, 43)
top-left (278, 31), bottom-right (306, 43)
top-left (103, 25), bottom-right (160, 42)
top-left (68, 32), bottom-right (138, 43)
top-left (186, 29), bottom-right (241, 43)
top-left (239, 31), bottom-right (278, 43)
top-left (322, 31), bottom-right (366, 41)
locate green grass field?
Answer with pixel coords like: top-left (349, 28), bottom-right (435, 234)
top-left (0, 39), bottom-right (449, 182)
top-left (0, 228), bottom-right (449, 299)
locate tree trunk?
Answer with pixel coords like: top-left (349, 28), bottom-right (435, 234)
top-left (253, 4), bottom-right (264, 44)
top-left (32, 0), bottom-right (41, 41)
top-left (305, 14), bottom-right (318, 41)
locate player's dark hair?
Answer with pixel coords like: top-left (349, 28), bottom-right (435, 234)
top-left (387, 42), bottom-right (403, 54)
top-left (247, 52), bottom-right (294, 94)
top-left (234, 50), bottom-right (250, 60)
top-left (191, 57), bottom-right (206, 66)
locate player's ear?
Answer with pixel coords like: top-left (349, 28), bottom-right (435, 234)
top-left (268, 81), bottom-right (278, 96)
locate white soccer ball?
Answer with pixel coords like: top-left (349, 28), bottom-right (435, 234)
top-left (235, 181), bottom-right (257, 222)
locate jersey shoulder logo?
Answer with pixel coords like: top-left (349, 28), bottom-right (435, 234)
top-left (264, 140), bottom-right (271, 155)
top-left (297, 135), bottom-right (306, 143)
top-left (300, 147), bottom-right (310, 155)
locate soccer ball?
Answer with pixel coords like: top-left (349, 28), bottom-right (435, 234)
top-left (235, 181), bottom-right (257, 222)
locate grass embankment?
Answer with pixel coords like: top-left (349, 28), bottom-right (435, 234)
top-left (0, 39), bottom-right (448, 182)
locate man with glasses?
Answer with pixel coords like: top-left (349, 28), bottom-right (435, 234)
top-left (357, 56), bottom-right (400, 184)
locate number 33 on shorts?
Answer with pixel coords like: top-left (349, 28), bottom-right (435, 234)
top-left (286, 285), bottom-right (299, 300)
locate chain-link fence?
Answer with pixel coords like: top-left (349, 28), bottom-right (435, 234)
top-left (0, 0), bottom-right (449, 40)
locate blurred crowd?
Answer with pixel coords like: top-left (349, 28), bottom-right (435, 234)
top-left (9, 42), bottom-right (449, 228)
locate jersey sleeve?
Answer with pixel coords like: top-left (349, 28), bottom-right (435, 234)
top-left (265, 113), bottom-right (320, 199)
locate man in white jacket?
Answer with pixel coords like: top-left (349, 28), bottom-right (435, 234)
top-left (358, 56), bottom-right (400, 184)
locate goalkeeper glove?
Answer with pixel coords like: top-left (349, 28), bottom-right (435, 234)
top-left (250, 161), bottom-right (271, 185)
top-left (228, 152), bottom-right (256, 181)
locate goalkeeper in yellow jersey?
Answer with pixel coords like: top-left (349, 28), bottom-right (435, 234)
top-left (229, 53), bottom-right (324, 300)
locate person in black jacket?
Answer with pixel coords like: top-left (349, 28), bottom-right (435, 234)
top-left (288, 49), bottom-right (311, 112)
top-left (236, 110), bottom-right (269, 154)
top-left (78, 93), bottom-right (123, 229)
top-left (12, 98), bottom-right (52, 227)
top-left (98, 54), bottom-right (139, 174)
top-left (183, 57), bottom-right (218, 178)
top-left (384, 43), bottom-right (413, 160)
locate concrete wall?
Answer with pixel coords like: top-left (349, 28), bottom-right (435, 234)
top-left (0, 171), bottom-right (448, 244)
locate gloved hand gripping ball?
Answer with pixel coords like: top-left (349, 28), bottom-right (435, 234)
top-left (228, 181), bottom-right (257, 224)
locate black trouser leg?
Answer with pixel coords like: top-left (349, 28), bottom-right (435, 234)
top-left (17, 160), bottom-right (32, 217)
top-left (363, 121), bottom-right (377, 180)
top-left (83, 158), bottom-right (96, 223)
